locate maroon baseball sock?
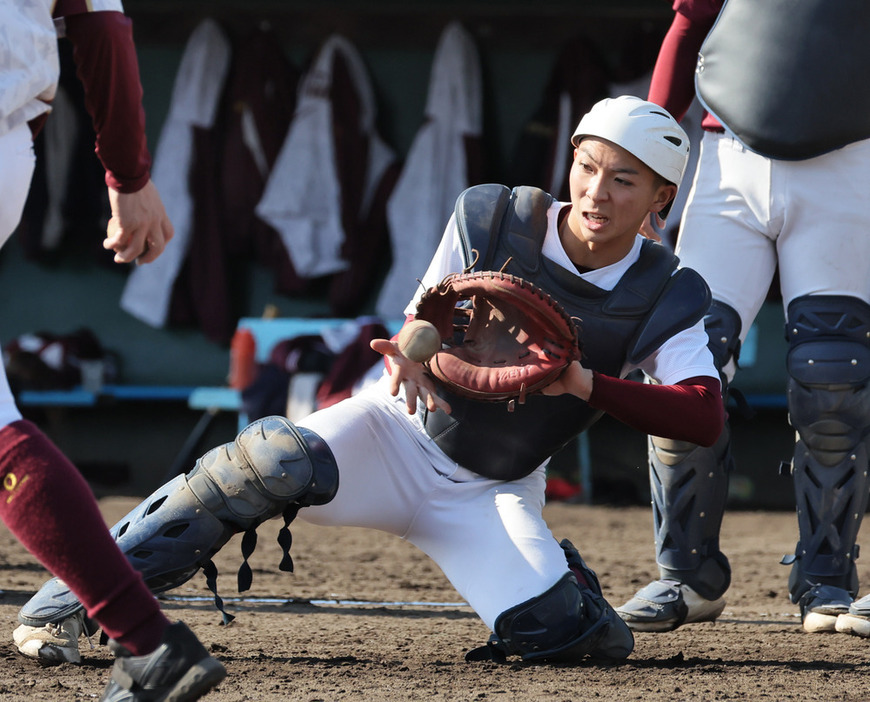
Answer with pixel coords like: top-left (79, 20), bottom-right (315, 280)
top-left (0, 420), bottom-right (168, 655)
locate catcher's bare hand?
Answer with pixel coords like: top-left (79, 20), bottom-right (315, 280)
top-left (104, 179), bottom-right (174, 265)
top-left (370, 338), bottom-right (452, 415)
top-left (541, 360), bottom-right (594, 401)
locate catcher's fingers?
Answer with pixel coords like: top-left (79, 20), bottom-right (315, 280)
top-left (420, 384), bottom-right (451, 414)
top-left (639, 212), bottom-right (663, 243)
top-left (369, 339), bottom-right (451, 415)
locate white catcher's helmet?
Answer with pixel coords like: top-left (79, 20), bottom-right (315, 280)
top-left (571, 95), bottom-right (690, 196)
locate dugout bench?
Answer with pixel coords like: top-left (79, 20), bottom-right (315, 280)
top-left (13, 305), bottom-right (790, 505)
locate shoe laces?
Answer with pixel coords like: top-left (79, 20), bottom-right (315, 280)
top-left (47, 611), bottom-right (95, 651)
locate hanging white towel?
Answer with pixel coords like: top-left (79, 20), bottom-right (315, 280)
top-left (256, 35), bottom-right (394, 279)
top-left (120, 19), bottom-right (231, 328)
top-left (375, 22), bottom-right (483, 318)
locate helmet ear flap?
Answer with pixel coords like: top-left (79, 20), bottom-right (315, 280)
top-left (655, 182), bottom-right (679, 221)
top-left (658, 196), bottom-right (676, 222)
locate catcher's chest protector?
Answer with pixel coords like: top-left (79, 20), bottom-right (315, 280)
top-left (423, 184), bottom-right (710, 481)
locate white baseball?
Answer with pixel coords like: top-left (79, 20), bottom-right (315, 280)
top-left (397, 320), bottom-right (441, 363)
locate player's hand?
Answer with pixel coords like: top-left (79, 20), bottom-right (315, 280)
top-left (639, 212), bottom-right (664, 243)
top-left (104, 179), bottom-right (174, 265)
top-left (370, 338), bottom-right (452, 415)
top-left (541, 360), bottom-right (594, 401)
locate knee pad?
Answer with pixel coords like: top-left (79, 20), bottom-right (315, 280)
top-left (183, 415), bottom-right (338, 528)
top-left (783, 295), bottom-right (870, 599)
top-left (704, 300), bottom-right (743, 382)
top-left (649, 426), bottom-right (733, 601)
top-left (468, 564), bottom-right (632, 664)
top-left (19, 416), bottom-right (338, 627)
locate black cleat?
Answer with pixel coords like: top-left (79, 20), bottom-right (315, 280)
top-left (100, 622), bottom-right (226, 702)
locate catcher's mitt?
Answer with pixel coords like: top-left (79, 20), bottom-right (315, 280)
top-left (413, 270), bottom-right (581, 405)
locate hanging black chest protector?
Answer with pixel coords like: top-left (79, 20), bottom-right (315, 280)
top-left (696, 0), bottom-right (870, 159)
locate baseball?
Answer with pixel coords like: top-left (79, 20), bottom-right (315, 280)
top-left (397, 320), bottom-right (441, 363)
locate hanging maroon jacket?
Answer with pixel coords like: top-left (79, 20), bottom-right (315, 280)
top-left (219, 24), bottom-right (306, 297)
top-left (507, 34), bottom-right (610, 201)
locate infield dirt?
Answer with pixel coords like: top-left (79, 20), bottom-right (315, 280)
top-left (0, 498), bottom-right (868, 701)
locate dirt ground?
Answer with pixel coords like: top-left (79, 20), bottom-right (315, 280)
top-left (0, 497), bottom-right (869, 701)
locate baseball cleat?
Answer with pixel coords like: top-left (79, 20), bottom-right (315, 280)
top-left (835, 593), bottom-right (870, 637)
top-left (616, 579), bottom-right (725, 632)
top-left (13, 610), bottom-right (93, 664)
top-left (101, 621), bottom-right (225, 702)
top-left (799, 584), bottom-right (852, 633)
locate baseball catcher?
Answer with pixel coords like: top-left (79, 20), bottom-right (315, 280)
top-left (16, 96), bottom-right (723, 666)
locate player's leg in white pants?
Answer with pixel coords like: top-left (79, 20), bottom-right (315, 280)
top-left (774, 137), bottom-right (870, 631)
top-left (19, 378), bottom-right (632, 661)
top-left (620, 134), bottom-right (870, 633)
top-left (301, 382), bottom-right (633, 661)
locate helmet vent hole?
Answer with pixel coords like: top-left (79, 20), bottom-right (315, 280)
top-left (664, 136), bottom-right (683, 147)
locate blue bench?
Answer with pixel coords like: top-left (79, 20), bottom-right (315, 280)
top-left (14, 317), bottom-right (404, 414)
top-left (187, 316), bottom-right (405, 430)
top-left (16, 384), bottom-right (197, 407)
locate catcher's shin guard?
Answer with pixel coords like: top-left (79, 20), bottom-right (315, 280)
top-left (781, 296), bottom-right (870, 602)
top-left (649, 428), bottom-right (732, 600)
top-left (19, 416), bottom-right (338, 627)
top-left (645, 300), bottom-right (739, 601)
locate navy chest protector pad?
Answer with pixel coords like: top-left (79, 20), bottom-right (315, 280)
top-left (453, 183), bottom-right (710, 365)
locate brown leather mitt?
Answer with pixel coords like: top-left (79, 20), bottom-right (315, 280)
top-left (413, 270), bottom-right (581, 404)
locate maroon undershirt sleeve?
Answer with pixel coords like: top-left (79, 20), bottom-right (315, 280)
top-left (588, 372), bottom-right (724, 447)
top-left (61, 11), bottom-right (151, 193)
top-left (647, 11), bottom-right (712, 121)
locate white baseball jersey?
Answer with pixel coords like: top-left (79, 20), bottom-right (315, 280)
top-left (0, 0), bottom-right (125, 139)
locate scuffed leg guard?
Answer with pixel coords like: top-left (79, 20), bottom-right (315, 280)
top-left (466, 539), bottom-right (633, 663)
top-left (647, 426), bottom-right (733, 602)
top-left (781, 296), bottom-right (870, 607)
top-left (618, 432), bottom-right (731, 633)
top-left (19, 416), bottom-right (338, 627)
top-left (645, 299), bottom-right (740, 601)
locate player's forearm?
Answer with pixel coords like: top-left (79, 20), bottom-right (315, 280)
top-left (63, 11), bottom-right (151, 193)
top-left (588, 373), bottom-right (723, 446)
top-left (647, 11), bottom-right (712, 121)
